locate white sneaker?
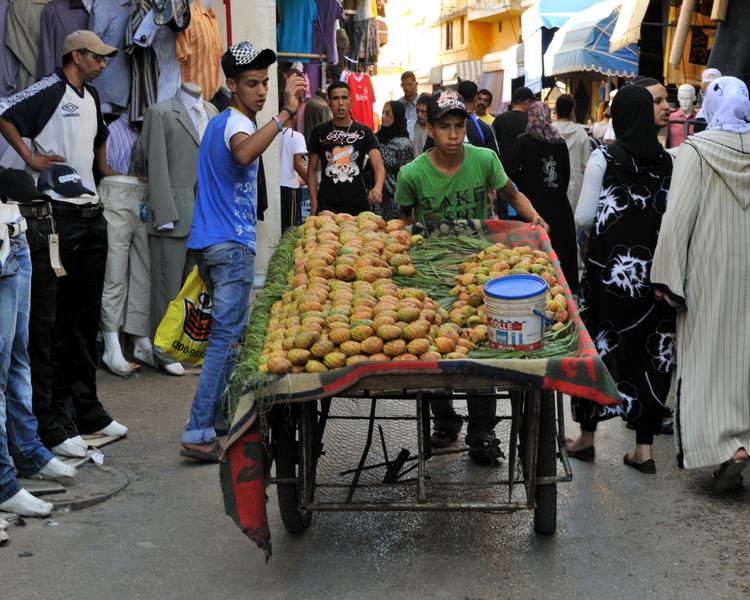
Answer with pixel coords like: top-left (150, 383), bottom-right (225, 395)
top-left (69, 435), bottom-right (88, 450)
top-left (51, 438), bottom-right (87, 458)
top-left (154, 347), bottom-right (185, 376)
top-left (39, 457), bottom-right (77, 479)
top-left (0, 488), bottom-right (53, 517)
top-left (99, 420), bottom-right (128, 437)
top-left (162, 361), bottom-right (185, 376)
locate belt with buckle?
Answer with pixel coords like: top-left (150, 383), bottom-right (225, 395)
top-left (51, 201), bottom-right (103, 219)
top-left (18, 201), bottom-right (52, 220)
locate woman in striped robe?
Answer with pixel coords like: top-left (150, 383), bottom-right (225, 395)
top-left (651, 76), bottom-right (750, 492)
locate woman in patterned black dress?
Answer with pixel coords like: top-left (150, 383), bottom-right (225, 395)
top-left (374, 101), bottom-right (414, 220)
top-left (565, 85), bottom-right (676, 474)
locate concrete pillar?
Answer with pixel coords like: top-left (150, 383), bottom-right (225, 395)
top-left (229, 0), bottom-right (280, 288)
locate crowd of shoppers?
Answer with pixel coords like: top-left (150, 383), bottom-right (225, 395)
top-left (1, 24), bottom-right (748, 550)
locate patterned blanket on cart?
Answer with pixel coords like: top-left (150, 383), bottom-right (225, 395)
top-left (220, 219), bottom-right (620, 557)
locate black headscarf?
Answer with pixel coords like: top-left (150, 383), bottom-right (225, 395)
top-left (377, 101), bottom-right (410, 144)
top-left (610, 85), bottom-right (663, 164)
top-left (605, 84), bottom-right (672, 203)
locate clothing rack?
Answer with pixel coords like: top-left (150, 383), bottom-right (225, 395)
top-left (277, 52), bottom-right (328, 85)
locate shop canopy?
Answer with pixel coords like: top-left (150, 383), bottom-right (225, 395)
top-left (609, 0), bottom-right (650, 52)
top-left (544, 0), bottom-right (639, 78)
top-left (522, 0), bottom-right (602, 92)
top-left (442, 60), bottom-right (483, 87)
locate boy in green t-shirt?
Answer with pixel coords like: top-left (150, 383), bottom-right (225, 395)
top-left (395, 90), bottom-right (548, 463)
top-left (395, 90), bottom-right (547, 228)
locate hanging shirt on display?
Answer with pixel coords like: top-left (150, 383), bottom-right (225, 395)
top-left (313, 0), bottom-right (343, 64)
top-left (280, 127), bottom-right (307, 189)
top-left (6, 0), bottom-right (49, 91)
top-left (0, 70), bottom-right (108, 204)
top-left (38, 0), bottom-right (90, 79)
top-left (125, 1), bottom-right (166, 121)
top-left (153, 26), bottom-right (181, 102)
top-left (277, 0), bottom-right (317, 62)
top-left (89, 0), bottom-right (132, 110)
top-left (347, 71), bottom-right (375, 129)
top-left (106, 109), bottom-right (138, 174)
top-left (175, 0), bottom-right (222, 100)
top-left (356, 0), bottom-right (376, 20)
top-left (0, 0), bottom-right (18, 98)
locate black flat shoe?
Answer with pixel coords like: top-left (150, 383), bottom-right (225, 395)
top-left (623, 454), bottom-right (656, 474)
top-left (430, 427), bottom-right (460, 448)
top-left (467, 436), bottom-right (504, 467)
top-left (565, 443), bottom-right (595, 462)
top-left (712, 457), bottom-right (749, 493)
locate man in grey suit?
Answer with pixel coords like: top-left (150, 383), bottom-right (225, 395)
top-left (142, 84), bottom-right (217, 375)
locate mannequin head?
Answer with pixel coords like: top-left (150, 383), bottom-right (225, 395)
top-left (677, 84), bottom-right (696, 114)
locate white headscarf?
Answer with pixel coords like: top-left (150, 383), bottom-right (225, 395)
top-left (702, 76), bottom-right (750, 134)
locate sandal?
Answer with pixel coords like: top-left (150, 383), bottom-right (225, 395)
top-left (565, 439), bottom-right (595, 462)
top-left (180, 440), bottom-right (222, 463)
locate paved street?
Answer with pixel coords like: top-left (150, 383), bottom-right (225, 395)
top-left (3, 367), bottom-right (750, 600)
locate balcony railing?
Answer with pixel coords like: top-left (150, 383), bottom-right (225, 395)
top-left (467, 0), bottom-right (530, 13)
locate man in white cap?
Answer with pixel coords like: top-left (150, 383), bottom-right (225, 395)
top-left (0, 30), bottom-right (126, 459)
top-left (695, 67), bottom-right (722, 125)
top-left (179, 41), bottom-right (306, 461)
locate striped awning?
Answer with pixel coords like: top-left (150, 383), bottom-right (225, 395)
top-left (544, 1), bottom-right (639, 78)
top-left (609, 0), bottom-right (650, 52)
top-left (442, 60), bottom-right (483, 86)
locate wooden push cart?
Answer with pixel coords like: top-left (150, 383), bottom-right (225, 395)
top-left (269, 374), bottom-right (572, 535)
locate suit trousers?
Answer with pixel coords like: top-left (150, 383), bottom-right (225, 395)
top-left (149, 235), bottom-right (194, 332)
top-left (100, 176), bottom-right (151, 337)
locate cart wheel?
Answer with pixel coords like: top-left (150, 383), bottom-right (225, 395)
top-left (534, 392), bottom-right (557, 535)
top-left (273, 401), bottom-right (317, 534)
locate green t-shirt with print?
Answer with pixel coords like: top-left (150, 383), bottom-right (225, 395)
top-left (395, 144), bottom-right (508, 222)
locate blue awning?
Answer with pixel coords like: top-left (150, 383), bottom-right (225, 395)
top-left (544, 1), bottom-right (639, 78)
top-left (522, 0), bottom-right (603, 93)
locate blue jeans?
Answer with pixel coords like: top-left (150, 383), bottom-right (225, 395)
top-left (182, 242), bottom-right (255, 445)
top-left (0, 235), bottom-right (54, 502)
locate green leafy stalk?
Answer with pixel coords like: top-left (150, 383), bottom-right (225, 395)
top-left (226, 227), bottom-right (299, 422)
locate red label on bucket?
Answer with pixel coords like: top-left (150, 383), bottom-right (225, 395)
top-left (487, 315), bottom-right (545, 351)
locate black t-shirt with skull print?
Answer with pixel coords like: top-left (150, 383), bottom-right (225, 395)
top-left (308, 120), bottom-right (379, 213)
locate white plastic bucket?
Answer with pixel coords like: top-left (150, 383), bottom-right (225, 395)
top-left (483, 275), bottom-right (547, 351)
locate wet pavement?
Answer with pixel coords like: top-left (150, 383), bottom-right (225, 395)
top-left (3, 367), bottom-right (749, 600)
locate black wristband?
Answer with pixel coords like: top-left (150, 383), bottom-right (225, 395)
top-left (281, 106), bottom-right (297, 119)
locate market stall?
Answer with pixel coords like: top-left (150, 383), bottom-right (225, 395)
top-left (220, 214), bottom-right (620, 557)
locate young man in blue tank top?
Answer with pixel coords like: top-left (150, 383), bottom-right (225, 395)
top-left (180, 42), bottom-right (306, 461)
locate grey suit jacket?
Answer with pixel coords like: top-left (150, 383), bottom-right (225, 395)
top-left (142, 96), bottom-right (218, 238)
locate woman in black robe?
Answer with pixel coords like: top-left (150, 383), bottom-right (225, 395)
top-left (374, 101), bottom-right (413, 220)
top-left (565, 85), bottom-right (676, 474)
top-left (507, 101), bottom-right (578, 293)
